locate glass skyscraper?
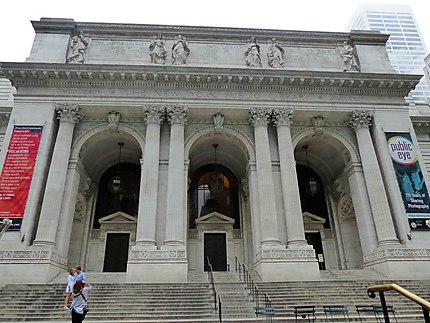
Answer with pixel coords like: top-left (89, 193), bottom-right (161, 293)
top-left (347, 4), bottom-right (430, 104)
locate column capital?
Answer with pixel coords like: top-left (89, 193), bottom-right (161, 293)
top-left (249, 108), bottom-right (271, 127)
top-left (347, 110), bottom-right (373, 131)
top-left (55, 104), bottom-right (82, 124)
top-left (272, 109), bottom-right (294, 127)
top-left (142, 106), bottom-right (166, 125)
top-left (166, 105), bottom-right (188, 125)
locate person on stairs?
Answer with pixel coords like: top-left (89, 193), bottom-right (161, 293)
top-left (70, 280), bottom-right (91, 323)
top-left (73, 266), bottom-right (87, 286)
top-left (64, 268), bottom-right (75, 309)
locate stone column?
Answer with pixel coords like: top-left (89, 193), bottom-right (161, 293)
top-left (346, 163), bottom-right (378, 255)
top-left (55, 158), bottom-right (81, 257)
top-left (249, 108), bottom-right (281, 246)
top-left (347, 110), bottom-right (399, 246)
top-left (372, 114), bottom-right (409, 243)
top-left (135, 106), bottom-right (165, 249)
top-left (272, 109), bottom-right (308, 247)
top-left (33, 104), bottom-right (81, 247)
top-left (247, 162), bottom-right (262, 255)
top-left (163, 105), bottom-right (188, 249)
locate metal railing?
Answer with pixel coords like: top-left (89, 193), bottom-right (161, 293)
top-left (235, 257), bottom-right (274, 321)
top-left (207, 257), bottom-right (222, 323)
top-left (367, 283), bottom-right (430, 323)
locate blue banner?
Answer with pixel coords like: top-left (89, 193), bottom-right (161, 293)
top-left (386, 132), bottom-right (430, 230)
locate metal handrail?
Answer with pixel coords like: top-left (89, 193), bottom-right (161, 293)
top-left (367, 283), bottom-right (430, 323)
top-left (207, 257), bottom-right (222, 323)
top-left (234, 257), bottom-right (273, 316)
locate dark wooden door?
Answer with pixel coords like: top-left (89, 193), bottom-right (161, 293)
top-left (103, 233), bottom-right (130, 272)
top-left (204, 233), bottom-right (227, 271)
top-left (305, 232), bottom-right (325, 270)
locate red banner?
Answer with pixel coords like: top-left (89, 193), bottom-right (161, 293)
top-left (0, 126), bottom-right (43, 226)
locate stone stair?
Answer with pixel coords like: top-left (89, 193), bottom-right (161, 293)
top-left (0, 282), bottom-right (218, 322)
top-left (258, 278), bottom-right (430, 322)
top-left (212, 271), bottom-right (255, 319)
top-left (1, 269), bottom-right (430, 322)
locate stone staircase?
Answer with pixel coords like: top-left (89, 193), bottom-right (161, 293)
top-left (0, 270), bottom-right (429, 322)
top-left (0, 281), bottom-right (218, 322)
top-left (258, 277), bottom-right (430, 322)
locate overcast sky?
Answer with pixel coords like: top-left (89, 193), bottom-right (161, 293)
top-left (0, 0), bottom-right (428, 62)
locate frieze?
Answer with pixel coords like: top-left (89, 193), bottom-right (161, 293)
top-left (261, 248), bottom-right (315, 259)
top-left (61, 87), bottom-right (405, 106)
top-left (129, 250), bottom-right (186, 260)
top-left (364, 248), bottom-right (430, 263)
top-left (0, 250), bottom-right (67, 265)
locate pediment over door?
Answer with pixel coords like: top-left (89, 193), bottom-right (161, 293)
top-left (98, 211), bottom-right (137, 242)
top-left (99, 211), bottom-right (137, 225)
top-left (303, 211), bottom-right (326, 231)
top-left (195, 211), bottom-right (235, 232)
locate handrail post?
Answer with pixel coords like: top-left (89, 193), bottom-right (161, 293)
top-left (379, 291), bottom-right (390, 323)
top-left (218, 295), bottom-right (222, 323)
top-left (423, 307), bottom-right (430, 323)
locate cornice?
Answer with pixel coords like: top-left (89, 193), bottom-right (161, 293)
top-left (0, 62), bottom-right (420, 97)
top-left (31, 18), bottom-right (387, 44)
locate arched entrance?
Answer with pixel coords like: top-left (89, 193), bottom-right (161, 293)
top-left (185, 129), bottom-right (250, 272)
top-left (294, 134), bottom-right (364, 270)
top-left (67, 128), bottom-right (143, 272)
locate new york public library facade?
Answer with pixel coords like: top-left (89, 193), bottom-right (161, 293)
top-left (1, 17), bottom-right (430, 284)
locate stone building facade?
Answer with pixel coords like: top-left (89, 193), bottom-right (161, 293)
top-left (0, 18), bottom-right (430, 284)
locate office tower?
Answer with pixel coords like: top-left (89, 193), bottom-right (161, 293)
top-left (425, 53), bottom-right (430, 88)
top-left (347, 4), bottom-right (430, 104)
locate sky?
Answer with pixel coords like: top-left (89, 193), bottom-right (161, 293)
top-left (0, 0), bottom-right (429, 62)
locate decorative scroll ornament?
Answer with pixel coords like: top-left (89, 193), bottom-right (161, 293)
top-left (66, 31), bottom-right (90, 64)
top-left (346, 110), bottom-right (373, 131)
top-left (311, 116), bottom-right (324, 136)
top-left (108, 111), bottom-right (121, 129)
top-left (267, 38), bottom-right (285, 68)
top-left (142, 106), bottom-right (166, 125)
top-left (167, 105), bottom-right (189, 124)
top-left (240, 178), bottom-right (249, 200)
top-left (149, 34), bottom-right (167, 64)
top-left (272, 109), bottom-right (294, 127)
top-left (213, 112), bottom-right (224, 133)
top-left (249, 108), bottom-right (270, 127)
top-left (55, 104), bottom-right (82, 124)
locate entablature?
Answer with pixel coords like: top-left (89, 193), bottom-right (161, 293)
top-left (0, 62), bottom-right (420, 98)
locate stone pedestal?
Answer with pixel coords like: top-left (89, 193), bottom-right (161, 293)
top-left (253, 246), bottom-right (320, 281)
top-left (364, 247), bottom-right (430, 279)
top-left (0, 248), bottom-right (66, 284)
top-left (126, 249), bottom-right (188, 282)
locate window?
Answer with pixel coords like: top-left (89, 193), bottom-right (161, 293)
top-left (188, 164), bottom-right (240, 229)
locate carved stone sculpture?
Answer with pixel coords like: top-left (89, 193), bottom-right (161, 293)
top-left (213, 112), bottom-right (224, 133)
top-left (267, 38), bottom-right (284, 68)
top-left (66, 31), bottom-right (89, 64)
top-left (311, 116), bottom-right (324, 136)
top-left (108, 111), bottom-right (121, 129)
top-left (149, 34), bottom-right (167, 64)
top-left (245, 37), bottom-right (262, 67)
top-left (340, 40), bottom-right (360, 72)
top-left (172, 35), bottom-right (190, 65)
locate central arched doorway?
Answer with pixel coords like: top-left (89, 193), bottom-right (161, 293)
top-left (185, 130), bottom-right (251, 273)
top-left (189, 163), bottom-right (239, 271)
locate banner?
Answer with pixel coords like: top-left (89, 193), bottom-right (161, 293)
top-left (0, 126), bottom-right (43, 230)
top-left (386, 132), bottom-right (430, 230)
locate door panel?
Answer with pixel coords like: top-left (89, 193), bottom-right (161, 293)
top-left (103, 233), bottom-right (130, 272)
top-left (204, 233), bottom-right (227, 271)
